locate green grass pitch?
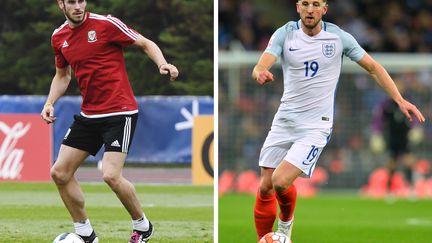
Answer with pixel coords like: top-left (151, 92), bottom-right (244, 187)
top-left (0, 182), bottom-right (213, 243)
top-left (219, 192), bottom-right (432, 243)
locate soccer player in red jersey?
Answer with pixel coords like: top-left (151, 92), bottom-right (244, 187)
top-left (41, 1), bottom-right (178, 242)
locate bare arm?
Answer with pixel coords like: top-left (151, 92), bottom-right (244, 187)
top-left (40, 66), bottom-right (71, 124)
top-left (133, 34), bottom-right (179, 81)
top-left (357, 53), bottom-right (425, 123)
top-left (252, 53), bottom-right (277, 85)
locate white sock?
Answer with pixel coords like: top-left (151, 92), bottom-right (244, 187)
top-left (74, 219), bottom-right (93, 236)
top-left (279, 218), bottom-right (294, 225)
top-left (132, 214), bottom-right (150, 231)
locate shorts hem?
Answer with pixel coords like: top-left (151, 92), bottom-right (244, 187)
top-left (61, 142), bottom-right (98, 156)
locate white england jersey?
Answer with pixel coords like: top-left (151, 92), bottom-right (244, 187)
top-left (265, 20), bottom-right (365, 129)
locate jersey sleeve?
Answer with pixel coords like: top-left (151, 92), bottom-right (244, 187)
top-left (52, 37), bottom-right (68, 68)
top-left (264, 25), bottom-right (288, 58)
top-left (105, 15), bottom-right (140, 47)
top-left (340, 30), bottom-right (366, 62)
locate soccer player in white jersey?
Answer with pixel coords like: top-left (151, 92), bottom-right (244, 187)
top-left (252, 0), bottom-right (425, 242)
top-left (41, 1), bottom-right (178, 242)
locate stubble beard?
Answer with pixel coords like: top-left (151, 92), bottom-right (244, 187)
top-left (302, 17), bottom-right (320, 30)
top-left (64, 9), bottom-right (85, 25)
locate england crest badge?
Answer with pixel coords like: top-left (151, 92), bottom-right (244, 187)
top-left (322, 43), bottom-right (335, 58)
top-left (88, 30), bottom-right (97, 43)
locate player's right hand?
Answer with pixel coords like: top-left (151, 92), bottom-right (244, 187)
top-left (41, 103), bottom-right (56, 124)
top-left (256, 70), bottom-right (274, 85)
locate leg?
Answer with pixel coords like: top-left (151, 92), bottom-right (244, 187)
top-left (387, 158), bottom-right (397, 193)
top-left (272, 160), bottom-right (302, 223)
top-left (50, 145), bottom-right (89, 222)
top-left (99, 115), bottom-right (152, 242)
top-left (272, 160), bottom-right (302, 193)
top-left (254, 167), bottom-right (277, 240)
top-left (55, 115), bottom-right (102, 242)
top-left (401, 153), bottom-right (416, 200)
top-left (401, 153), bottom-right (415, 187)
top-left (275, 184), bottom-right (296, 222)
top-left (101, 152), bottom-right (153, 243)
top-left (101, 151), bottom-right (143, 220)
top-left (272, 160), bottom-right (301, 237)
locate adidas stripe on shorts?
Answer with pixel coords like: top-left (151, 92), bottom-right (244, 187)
top-left (62, 113), bottom-right (138, 156)
top-left (259, 125), bottom-right (332, 178)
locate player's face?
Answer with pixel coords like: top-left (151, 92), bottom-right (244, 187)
top-left (296, 0), bottom-right (328, 30)
top-left (59, 0), bottom-right (87, 26)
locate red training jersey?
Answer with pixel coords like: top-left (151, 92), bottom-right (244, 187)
top-left (51, 12), bottom-right (139, 117)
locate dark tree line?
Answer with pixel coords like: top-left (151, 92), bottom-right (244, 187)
top-left (0, 0), bottom-right (213, 96)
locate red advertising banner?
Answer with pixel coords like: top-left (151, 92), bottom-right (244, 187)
top-left (0, 114), bottom-right (52, 181)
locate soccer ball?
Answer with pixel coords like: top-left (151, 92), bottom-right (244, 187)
top-left (53, 233), bottom-right (85, 243)
top-left (259, 232), bottom-right (289, 243)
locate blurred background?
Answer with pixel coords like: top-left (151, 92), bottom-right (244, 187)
top-left (219, 0), bottom-right (432, 196)
top-left (1, 0), bottom-right (213, 95)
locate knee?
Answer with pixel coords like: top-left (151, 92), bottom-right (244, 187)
top-left (271, 174), bottom-right (291, 193)
top-left (50, 166), bottom-right (71, 185)
top-left (103, 172), bottom-right (121, 188)
top-left (259, 179), bottom-right (274, 195)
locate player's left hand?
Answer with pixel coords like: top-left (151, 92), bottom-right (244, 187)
top-left (398, 99), bottom-right (426, 123)
top-left (159, 63), bottom-right (179, 81)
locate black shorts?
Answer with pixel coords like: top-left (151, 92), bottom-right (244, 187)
top-left (387, 134), bottom-right (409, 160)
top-left (62, 113), bottom-right (138, 156)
